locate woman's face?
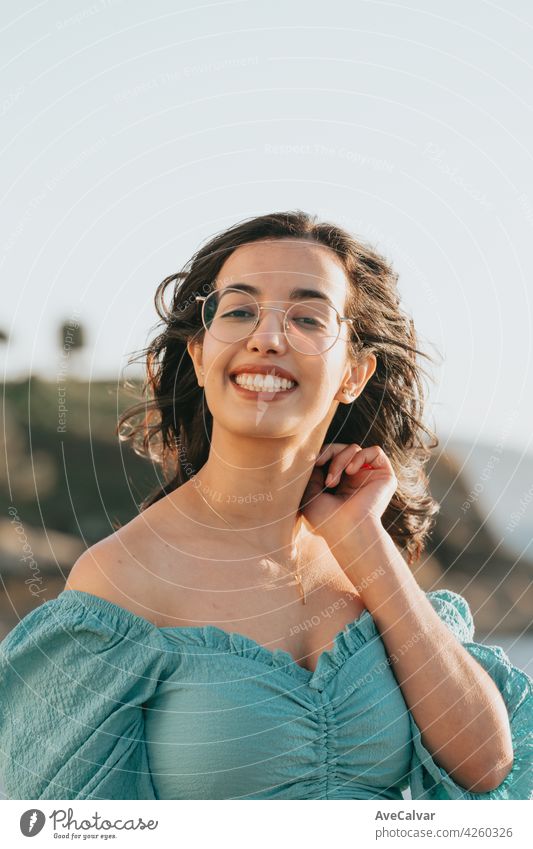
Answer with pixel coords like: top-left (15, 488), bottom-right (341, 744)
top-left (187, 238), bottom-right (376, 439)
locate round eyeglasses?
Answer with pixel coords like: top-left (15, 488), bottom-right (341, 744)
top-left (195, 288), bottom-right (358, 355)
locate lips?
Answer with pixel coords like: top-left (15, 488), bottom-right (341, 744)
top-left (228, 364), bottom-right (298, 384)
top-left (230, 375), bottom-right (298, 399)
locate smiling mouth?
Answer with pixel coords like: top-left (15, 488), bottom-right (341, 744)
top-left (230, 373), bottom-right (298, 394)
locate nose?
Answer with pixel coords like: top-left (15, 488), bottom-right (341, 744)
top-left (245, 306), bottom-right (289, 354)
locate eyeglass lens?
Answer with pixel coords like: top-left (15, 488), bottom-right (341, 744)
top-left (202, 289), bottom-right (340, 354)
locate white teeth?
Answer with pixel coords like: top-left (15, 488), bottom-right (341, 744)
top-left (233, 372), bottom-right (295, 392)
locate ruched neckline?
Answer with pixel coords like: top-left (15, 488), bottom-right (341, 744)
top-left (58, 588), bottom-right (381, 688)
top-left (159, 608), bottom-right (381, 687)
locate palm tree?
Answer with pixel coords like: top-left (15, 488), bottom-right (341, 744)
top-left (58, 318), bottom-right (86, 377)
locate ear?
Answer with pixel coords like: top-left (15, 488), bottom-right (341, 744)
top-left (186, 339), bottom-right (204, 387)
top-left (335, 352), bottom-right (377, 404)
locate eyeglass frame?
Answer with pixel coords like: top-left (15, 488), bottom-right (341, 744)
top-left (195, 288), bottom-right (361, 355)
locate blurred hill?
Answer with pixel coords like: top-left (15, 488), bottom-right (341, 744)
top-left (419, 443), bottom-right (533, 636)
top-left (1, 377), bottom-right (532, 637)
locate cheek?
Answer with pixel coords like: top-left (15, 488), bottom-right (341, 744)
top-left (200, 337), bottom-right (234, 380)
top-left (299, 371), bottom-right (341, 417)
top-left (308, 356), bottom-right (345, 398)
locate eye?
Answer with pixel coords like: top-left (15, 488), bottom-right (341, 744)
top-left (294, 316), bottom-right (321, 326)
top-left (222, 308), bottom-right (255, 319)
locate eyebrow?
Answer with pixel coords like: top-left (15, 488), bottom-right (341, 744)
top-left (220, 282), bottom-right (338, 310)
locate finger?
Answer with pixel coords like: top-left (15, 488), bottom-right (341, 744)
top-left (346, 447), bottom-right (389, 474)
top-left (325, 445), bottom-right (363, 486)
top-left (315, 443), bottom-right (350, 466)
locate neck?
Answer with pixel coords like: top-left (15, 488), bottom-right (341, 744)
top-left (178, 426), bottom-right (327, 558)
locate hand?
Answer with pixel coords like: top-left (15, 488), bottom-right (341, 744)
top-left (299, 442), bottom-right (397, 540)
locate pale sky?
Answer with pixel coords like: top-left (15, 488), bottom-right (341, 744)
top-left (2, 0), bottom-right (533, 456)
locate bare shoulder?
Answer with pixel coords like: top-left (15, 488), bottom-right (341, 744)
top-left (64, 521), bottom-right (156, 619)
top-left (64, 492), bottom-right (207, 625)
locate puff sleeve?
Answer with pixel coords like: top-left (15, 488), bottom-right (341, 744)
top-left (408, 589), bottom-right (533, 800)
top-left (0, 590), bottom-right (170, 800)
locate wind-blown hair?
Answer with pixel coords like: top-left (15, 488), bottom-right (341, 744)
top-left (117, 210), bottom-right (440, 564)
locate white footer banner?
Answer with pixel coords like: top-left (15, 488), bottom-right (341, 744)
top-left (1, 799), bottom-right (530, 847)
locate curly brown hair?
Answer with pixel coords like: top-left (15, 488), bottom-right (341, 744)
top-left (117, 209), bottom-right (441, 565)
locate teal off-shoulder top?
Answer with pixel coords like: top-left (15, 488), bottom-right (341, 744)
top-left (0, 588), bottom-right (531, 800)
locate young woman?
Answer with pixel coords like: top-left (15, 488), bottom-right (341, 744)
top-left (1, 210), bottom-right (531, 800)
